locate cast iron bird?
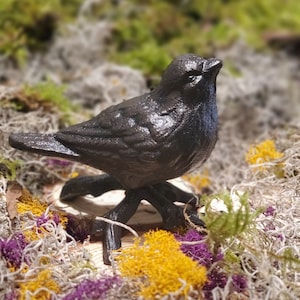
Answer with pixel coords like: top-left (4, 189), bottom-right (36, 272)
top-left (9, 54), bottom-right (222, 264)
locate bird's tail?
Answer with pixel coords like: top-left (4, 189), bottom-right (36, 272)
top-left (9, 133), bottom-right (80, 159)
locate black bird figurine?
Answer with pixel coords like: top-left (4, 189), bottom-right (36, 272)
top-left (9, 54), bottom-right (222, 264)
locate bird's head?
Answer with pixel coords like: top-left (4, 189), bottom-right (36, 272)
top-left (158, 54), bottom-right (222, 99)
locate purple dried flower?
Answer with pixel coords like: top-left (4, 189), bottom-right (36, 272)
top-left (263, 221), bottom-right (276, 231)
top-left (62, 276), bottom-right (120, 300)
top-left (0, 232), bottom-right (28, 268)
top-left (202, 270), bottom-right (247, 298)
top-left (264, 206), bottom-right (276, 217)
top-left (176, 229), bottom-right (223, 268)
top-left (231, 274), bottom-right (247, 293)
top-left (175, 228), bottom-right (206, 242)
top-left (36, 213), bottom-right (61, 228)
top-left (52, 213), bottom-right (60, 225)
top-left (46, 158), bottom-right (73, 167)
top-left (36, 213), bottom-right (49, 227)
top-left (203, 268), bottom-right (228, 299)
top-left (4, 289), bottom-right (19, 300)
top-left (176, 230), bottom-right (247, 298)
top-left (276, 233), bottom-right (284, 241)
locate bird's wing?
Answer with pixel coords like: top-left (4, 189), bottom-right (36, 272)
top-left (9, 133), bottom-right (80, 158)
top-left (54, 95), bottom-right (179, 163)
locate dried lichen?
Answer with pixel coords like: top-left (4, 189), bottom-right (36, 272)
top-left (0, 179), bottom-right (117, 300)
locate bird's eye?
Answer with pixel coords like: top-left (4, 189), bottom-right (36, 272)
top-left (185, 71), bottom-right (202, 86)
top-left (186, 71), bottom-right (201, 82)
top-left (188, 75), bottom-right (197, 81)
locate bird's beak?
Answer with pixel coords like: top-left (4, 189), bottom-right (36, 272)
top-left (203, 58), bottom-right (223, 73)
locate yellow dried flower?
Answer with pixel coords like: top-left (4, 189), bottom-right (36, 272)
top-left (245, 139), bottom-right (284, 174)
top-left (17, 188), bottom-right (47, 216)
top-left (23, 226), bottom-right (47, 242)
top-left (183, 169), bottom-right (211, 192)
top-left (38, 256), bottom-right (51, 265)
top-left (19, 269), bottom-right (60, 300)
top-left (116, 230), bottom-right (207, 299)
top-left (17, 188), bottom-right (68, 230)
top-left (70, 171), bottom-right (79, 178)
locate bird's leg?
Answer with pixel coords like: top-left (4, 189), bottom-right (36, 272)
top-left (155, 181), bottom-right (199, 206)
top-left (101, 185), bottom-right (196, 264)
top-left (100, 189), bottom-right (143, 265)
top-left (60, 174), bottom-right (123, 201)
top-left (143, 185), bottom-right (185, 229)
top-left (154, 182), bottom-right (204, 226)
top-left (146, 183), bottom-right (204, 229)
top-left (60, 176), bottom-right (204, 264)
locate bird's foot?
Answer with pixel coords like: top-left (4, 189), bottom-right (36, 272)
top-left (100, 189), bottom-right (142, 264)
top-left (59, 175), bottom-right (204, 265)
top-left (146, 184), bottom-right (203, 229)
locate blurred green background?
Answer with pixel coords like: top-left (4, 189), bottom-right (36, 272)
top-left (1, 0), bottom-right (299, 74)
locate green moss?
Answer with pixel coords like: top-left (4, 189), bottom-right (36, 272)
top-left (0, 157), bottom-right (21, 180)
top-left (0, 79), bottom-right (78, 125)
top-left (94, 0), bottom-right (300, 75)
top-left (0, 0), bottom-right (84, 65)
top-left (200, 191), bottom-right (262, 252)
top-left (111, 42), bottom-right (171, 76)
top-left (23, 80), bottom-right (69, 112)
top-left (22, 79), bottom-right (75, 124)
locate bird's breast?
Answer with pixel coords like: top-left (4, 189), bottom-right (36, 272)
top-left (166, 105), bottom-right (218, 174)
